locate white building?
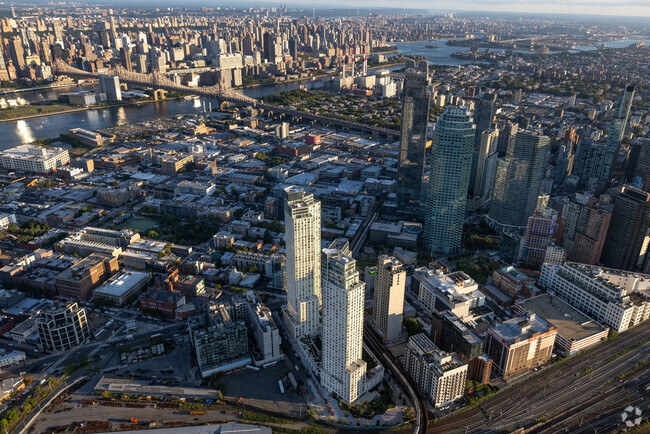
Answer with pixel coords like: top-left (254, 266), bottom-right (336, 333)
top-left (320, 246), bottom-right (367, 404)
top-left (0, 213), bottom-right (16, 229)
top-left (0, 145), bottom-right (70, 173)
top-left (0, 350), bottom-right (26, 368)
top-left (233, 292), bottom-right (283, 365)
top-left (93, 270), bottom-right (151, 307)
top-left (36, 301), bottom-right (90, 351)
top-left (372, 255), bottom-right (405, 342)
top-left (540, 262), bottom-right (650, 332)
top-left (282, 186), bottom-right (321, 338)
top-left (414, 267), bottom-right (486, 321)
top-left (403, 333), bottom-right (468, 408)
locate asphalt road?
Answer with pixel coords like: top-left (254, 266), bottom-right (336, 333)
top-left (427, 321), bottom-right (650, 433)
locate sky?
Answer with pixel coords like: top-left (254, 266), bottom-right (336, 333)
top-left (274, 0), bottom-right (650, 18)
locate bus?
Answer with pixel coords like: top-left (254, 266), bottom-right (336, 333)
top-left (262, 361), bottom-right (277, 369)
top-left (150, 333), bottom-right (163, 340)
top-left (246, 365), bottom-right (260, 372)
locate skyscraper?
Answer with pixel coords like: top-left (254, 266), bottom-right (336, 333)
top-left (372, 256), bottom-right (406, 342)
top-left (601, 185), bottom-right (650, 271)
top-left (119, 47), bottom-right (132, 72)
top-left (423, 107), bottom-right (475, 256)
top-left (283, 186), bottom-right (321, 338)
top-left (469, 94), bottom-right (496, 194)
top-left (397, 67), bottom-right (430, 217)
top-left (496, 121), bottom-right (518, 158)
top-left (606, 85), bottom-right (635, 177)
top-left (320, 244), bottom-right (367, 404)
top-left (488, 131), bottom-right (550, 231)
top-left (99, 74), bottom-right (122, 101)
top-left (562, 193), bottom-right (612, 265)
top-left (469, 129), bottom-right (499, 210)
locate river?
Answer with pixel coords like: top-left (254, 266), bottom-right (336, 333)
top-left (0, 37), bottom-right (647, 150)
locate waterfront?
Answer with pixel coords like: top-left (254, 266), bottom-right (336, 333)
top-left (0, 37), bottom-right (647, 150)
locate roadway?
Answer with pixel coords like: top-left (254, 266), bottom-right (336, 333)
top-left (52, 61), bottom-right (400, 140)
top-left (364, 324), bottom-right (428, 434)
top-left (427, 321), bottom-right (650, 433)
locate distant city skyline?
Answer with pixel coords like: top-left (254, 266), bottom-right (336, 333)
top-left (72, 0), bottom-right (650, 18)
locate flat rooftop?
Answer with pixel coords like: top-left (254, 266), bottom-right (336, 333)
top-left (94, 376), bottom-right (220, 400)
top-left (100, 422), bottom-right (271, 434)
top-left (519, 293), bottom-right (607, 341)
top-left (94, 271), bottom-right (150, 297)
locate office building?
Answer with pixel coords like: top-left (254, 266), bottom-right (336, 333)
top-left (188, 308), bottom-right (250, 377)
top-left (488, 131), bottom-right (550, 231)
top-left (403, 333), bottom-right (468, 408)
top-left (55, 254), bottom-right (119, 300)
top-left (573, 140), bottom-right (615, 188)
top-left (562, 193), bottom-right (612, 265)
top-left (372, 256), bottom-right (406, 342)
top-left (605, 85), bottom-right (635, 176)
top-left (518, 207), bottom-right (558, 268)
top-left (485, 313), bottom-right (557, 378)
top-left (397, 68), bottom-right (430, 216)
top-left (0, 145), bottom-right (70, 173)
top-left (539, 262), bottom-right (650, 332)
top-left (36, 301), bottom-right (91, 351)
top-left (496, 121), bottom-right (517, 157)
top-left (601, 186), bottom-right (650, 271)
top-left (515, 294), bottom-right (609, 355)
top-left (119, 47), bottom-right (132, 72)
top-left (283, 186), bottom-right (321, 338)
top-left (423, 107), bottom-right (475, 255)
top-left (99, 74), bottom-right (122, 101)
top-left (633, 138), bottom-right (650, 191)
top-left (93, 270), bottom-right (151, 307)
top-left (469, 129), bottom-right (499, 210)
top-left (469, 94), bottom-right (496, 194)
top-left (320, 246), bottom-right (367, 404)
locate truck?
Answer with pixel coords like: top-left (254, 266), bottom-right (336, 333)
top-left (294, 364), bottom-right (300, 373)
top-left (278, 380), bottom-right (285, 394)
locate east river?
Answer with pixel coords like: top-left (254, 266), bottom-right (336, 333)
top-left (0, 38), bottom-right (648, 150)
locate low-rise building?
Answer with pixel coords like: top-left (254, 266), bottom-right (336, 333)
top-left (0, 349), bottom-right (26, 368)
top-left (540, 262), bottom-right (650, 332)
top-left (55, 254), bottom-right (119, 300)
top-left (491, 266), bottom-right (535, 298)
top-left (140, 289), bottom-right (186, 318)
top-left (0, 145), bottom-right (70, 173)
top-left (93, 271), bottom-right (151, 307)
top-left (485, 313), bottom-right (557, 378)
top-left (403, 333), bottom-right (468, 408)
top-left (515, 293), bottom-right (609, 355)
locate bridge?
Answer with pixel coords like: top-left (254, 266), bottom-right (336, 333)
top-left (53, 60), bottom-right (400, 140)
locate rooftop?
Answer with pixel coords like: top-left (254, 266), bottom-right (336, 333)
top-left (518, 293), bottom-right (608, 341)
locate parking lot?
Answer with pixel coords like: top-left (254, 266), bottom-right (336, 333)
top-left (221, 363), bottom-right (309, 418)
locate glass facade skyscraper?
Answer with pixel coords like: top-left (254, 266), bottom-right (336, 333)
top-left (423, 107), bottom-right (475, 256)
top-left (397, 67), bottom-right (430, 217)
top-left (488, 131), bottom-right (550, 231)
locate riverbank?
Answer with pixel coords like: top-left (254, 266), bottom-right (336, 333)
top-left (0, 97), bottom-right (180, 124)
top-left (0, 80), bottom-right (88, 96)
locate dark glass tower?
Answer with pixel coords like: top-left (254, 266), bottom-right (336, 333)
top-left (488, 130), bottom-right (550, 231)
top-left (397, 66), bottom-right (430, 218)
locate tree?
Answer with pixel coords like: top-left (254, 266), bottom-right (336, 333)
top-left (403, 317), bottom-right (423, 336)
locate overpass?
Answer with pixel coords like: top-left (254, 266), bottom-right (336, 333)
top-left (52, 60), bottom-right (400, 140)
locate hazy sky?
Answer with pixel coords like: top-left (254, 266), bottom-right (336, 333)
top-left (277, 0), bottom-right (650, 18)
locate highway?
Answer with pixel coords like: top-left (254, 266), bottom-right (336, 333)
top-left (364, 324), bottom-right (428, 434)
top-left (428, 321), bottom-right (650, 433)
